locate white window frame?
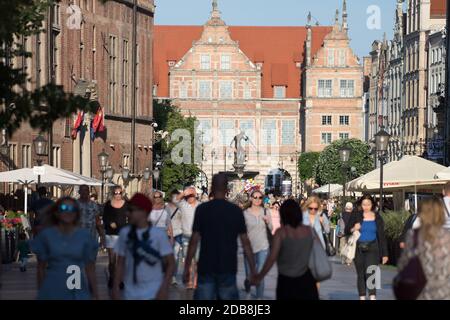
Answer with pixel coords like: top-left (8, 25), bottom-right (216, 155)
top-left (339, 115), bottom-right (350, 126)
top-left (243, 83), bottom-right (251, 99)
top-left (261, 119), bottom-right (277, 146)
top-left (198, 80), bottom-right (212, 99)
top-left (328, 48), bottom-right (335, 67)
top-left (281, 119), bottom-right (296, 145)
top-left (321, 115), bottom-right (332, 126)
top-left (339, 49), bottom-right (346, 66)
top-left (179, 82), bottom-right (188, 99)
top-left (219, 120), bottom-right (235, 145)
top-left (200, 54), bottom-right (211, 70)
top-left (339, 132), bottom-right (350, 140)
top-left (321, 132), bottom-right (332, 145)
top-left (197, 119), bottom-right (212, 145)
top-left (273, 86), bottom-right (286, 99)
top-left (318, 79), bottom-right (332, 97)
top-left (239, 120), bottom-right (255, 145)
top-left (340, 80), bottom-right (355, 97)
top-left (21, 144), bottom-right (31, 168)
top-left (221, 54), bottom-right (231, 70)
top-left (219, 80), bottom-right (233, 100)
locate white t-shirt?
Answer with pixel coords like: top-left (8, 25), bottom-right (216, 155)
top-left (114, 225), bottom-right (173, 300)
top-left (175, 199), bottom-right (199, 237)
top-left (148, 208), bottom-right (171, 230)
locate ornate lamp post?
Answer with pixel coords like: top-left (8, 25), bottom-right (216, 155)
top-left (375, 128), bottom-right (391, 212)
top-left (153, 167), bottom-right (160, 190)
top-left (97, 150), bottom-right (110, 204)
top-left (33, 134), bottom-right (48, 185)
top-left (339, 145), bottom-right (351, 198)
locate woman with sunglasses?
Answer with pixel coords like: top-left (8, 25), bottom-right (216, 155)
top-left (302, 196), bottom-right (330, 250)
top-left (149, 191), bottom-right (174, 244)
top-left (103, 186), bottom-right (128, 289)
top-left (243, 190), bottom-right (272, 299)
top-left (30, 197), bottom-right (99, 300)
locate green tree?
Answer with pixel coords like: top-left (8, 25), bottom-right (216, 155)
top-left (298, 152), bottom-right (320, 182)
top-left (314, 139), bottom-right (374, 186)
top-left (0, 0), bottom-right (97, 136)
top-left (153, 100), bottom-right (201, 193)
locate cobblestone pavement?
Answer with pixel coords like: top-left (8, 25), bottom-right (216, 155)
top-left (0, 251), bottom-right (396, 300)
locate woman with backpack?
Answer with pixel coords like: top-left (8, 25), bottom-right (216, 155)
top-left (243, 190), bottom-right (273, 300)
top-left (345, 194), bottom-right (388, 300)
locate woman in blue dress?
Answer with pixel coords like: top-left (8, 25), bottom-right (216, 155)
top-left (31, 197), bottom-right (99, 300)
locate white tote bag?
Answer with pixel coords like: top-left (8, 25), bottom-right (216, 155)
top-left (341, 230), bottom-right (360, 264)
top-left (308, 230), bottom-right (332, 282)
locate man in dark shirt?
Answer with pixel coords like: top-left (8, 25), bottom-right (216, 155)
top-left (30, 187), bottom-right (54, 236)
top-left (184, 173), bottom-right (256, 300)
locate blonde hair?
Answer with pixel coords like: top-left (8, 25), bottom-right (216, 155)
top-left (418, 197), bottom-right (445, 243)
top-left (302, 196), bottom-right (322, 213)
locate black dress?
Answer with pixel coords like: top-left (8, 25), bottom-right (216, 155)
top-left (102, 201), bottom-right (128, 235)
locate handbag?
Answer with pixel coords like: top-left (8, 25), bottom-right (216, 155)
top-left (320, 218), bottom-right (336, 257)
top-left (263, 208), bottom-right (273, 247)
top-left (308, 229), bottom-right (333, 282)
top-left (393, 230), bottom-right (427, 300)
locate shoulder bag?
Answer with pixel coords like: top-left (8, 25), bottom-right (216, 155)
top-left (393, 230), bottom-right (427, 300)
top-left (308, 229), bottom-right (333, 282)
top-left (320, 217), bottom-right (336, 257)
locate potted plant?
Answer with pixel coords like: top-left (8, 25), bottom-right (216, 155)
top-left (0, 211), bottom-right (25, 264)
top-left (380, 210), bottom-right (410, 266)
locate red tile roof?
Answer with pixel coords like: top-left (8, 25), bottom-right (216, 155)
top-left (153, 25), bottom-right (332, 99)
top-left (431, 0), bottom-right (447, 18)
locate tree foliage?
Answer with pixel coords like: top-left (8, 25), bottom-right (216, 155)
top-left (153, 100), bottom-right (201, 193)
top-left (0, 0), bottom-right (97, 136)
top-left (314, 139), bottom-right (374, 186)
top-left (298, 152), bottom-right (320, 181)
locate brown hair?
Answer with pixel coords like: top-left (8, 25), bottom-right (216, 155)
top-left (244, 190), bottom-right (264, 210)
top-left (418, 197), bottom-right (445, 243)
top-left (45, 197), bottom-right (81, 227)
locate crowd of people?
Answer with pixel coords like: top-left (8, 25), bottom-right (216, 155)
top-left (1, 177), bottom-right (450, 300)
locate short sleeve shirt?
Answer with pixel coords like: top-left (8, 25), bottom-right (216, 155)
top-left (78, 200), bottom-right (100, 239)
top-left (192, 199), bottom-right (247, 275)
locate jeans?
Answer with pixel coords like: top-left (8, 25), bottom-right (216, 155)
top-left (244, 249), bottom-right (269, 299)
top-left (182, 235), bottom-right (199, 288)
top-left (20, 257), bottom-right (28, 268)
top-left (354, 241), bottom-right (380, 297)
top-left (194, 274), bottom-right (239, 300)
top-left (173, 235), bottom-right (183, 279)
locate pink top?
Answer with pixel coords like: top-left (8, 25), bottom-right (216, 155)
top-left (271, 209), bottom-right (281, 235)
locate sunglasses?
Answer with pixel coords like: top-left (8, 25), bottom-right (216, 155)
top-left (59, 204), bottom-right (77, 213)
top-left (308, 207), bottom-right (319, 211)
top-left (114, 192), bottom-right (122, 195)
top-left (153, 195), bottom-right (162, 199)
top-left (253, 196), bottom-right (263, 200)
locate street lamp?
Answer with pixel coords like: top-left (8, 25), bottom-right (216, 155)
top-left (97, 150), bottom-right (109, 204)
top-left (339, 146), bottom-right (351, 198)
top-left (33, 134), bottom-right (48, 185)
top-left (211, 149), bottom-right (216, 178)
top-left (375, 128), bottom-right (391, 212)
top-left (122, 166), bottom-right (130, 182)
top-left (153, 167), bottom-right (160, 190)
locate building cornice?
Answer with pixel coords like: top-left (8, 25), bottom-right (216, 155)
top-left (105, 114), bottom-right (155, 125)
top-left (113, 0), bottom-right (155, 16)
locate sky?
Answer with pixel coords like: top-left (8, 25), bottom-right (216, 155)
top-left (154, 0), bottom-right (398, 58)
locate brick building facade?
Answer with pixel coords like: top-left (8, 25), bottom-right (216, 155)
top-left (1, 0), bottom-right (155, 202)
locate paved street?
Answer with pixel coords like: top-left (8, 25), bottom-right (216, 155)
top-left (0, 252), bottom-right (396, 300)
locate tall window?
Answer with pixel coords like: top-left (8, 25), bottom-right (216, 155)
top-left (321, 133), bottom-right (332, 144)
top-left (197, 119), bottom-right (212, 145)
top-left (274, 86), bottom-right (286, 99)
top-left (64, 117), bottom-right (72, 138)
top-left (200, 54), bottom-right (210, 70)
top-left (21, 145), bottom-right (31, 168)
top-left (340, 80), bottom-right (355, 97)
top-left (281, 120), bottom-right (295, 145)
top-left (339, 133), bottom-right (349, 140)
top-left (339, 49), bottom-right (346, 66)
top-left (261, 120), bottom-right (277, 146)
top-left (109, 35), bottom-right (118, 113)
top-left (239, 120), bottom-right (255, 145)
top-left (122, 40), bottom-right (129, 115)
top-left (322, 115), bottom-right (332, 125)
top-left (220, 81), bottom-right (233, 99)
top-left (318, 80), bottom-right (332, 97)
top-left (179, 82), bottom-right (188, 99)
top-left (219, 120), bottom-right (235, 145)
top-left (327, 49), bottom-right (335, 66)
top-left (221, 54), bottom-right (231, 70)
top-left (243, 83), bottom-right (251, 99)
top-left (8, 143), bottom-right (18, 168)
top-left (198, 80), bottom-right (211, 99)
top-left (339, 115), bottom-right (350, 126)
top-left (122, 154), bottom-right (130, 168)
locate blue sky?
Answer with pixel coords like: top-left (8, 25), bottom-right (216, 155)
top-left (155, 0), bottom-right (398, 58)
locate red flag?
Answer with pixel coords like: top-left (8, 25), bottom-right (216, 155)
top-left (71, 111), bottom-right (84, 139)
top-left (92, 107), bottom-right (105, 133)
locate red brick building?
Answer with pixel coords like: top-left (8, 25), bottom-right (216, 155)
top-left (1, 0), bottom-right (155, 203)
top-left (153, 1), bottom-right (363, 190)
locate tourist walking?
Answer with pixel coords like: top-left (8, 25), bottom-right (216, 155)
top-left (78, 185), bottom-right (105, 249)
top-left (102, 186), bottom-right (128, 289)
top-left (175, 186), bottom-right (200, 289)
top-left (30, 197), bottom-right (99, 300)
top-left (184, 173), bottom-right (257, 300)
top-left (16, 232), bottom-right (30, 272)
top-left (242, 190), bottom-right (272, 299)
top-left (337, 202), bottom-right (354, 256)
top-left (149, 191), bottom-right (173, 242)
top-left (30, 186), bottom-right (54, 236)
top-left (112, 193), bottom-right (175, 300)
top-left (251, 199), bottom-right (319, 300)
top-left (397, 197), bottom-right (450, 299)
top-left (302, 196), bottom-right (330, 249)
top-left (345, 194), bottom-right (388, 300)
top-left (167, 190), bottom-right (183, 285)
